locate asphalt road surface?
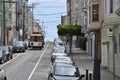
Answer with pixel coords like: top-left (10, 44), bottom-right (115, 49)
top-left (0, 42), bottom-right (53, 80)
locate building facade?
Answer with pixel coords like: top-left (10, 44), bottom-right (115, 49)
top-left (0, 0), bottom-right (2, 45)
top-left (24, 6), bottom-right (33, 39)
top-left (71, 0), bottom-right (84, 25)
top-left (101, 0), bottom-right (120, 77)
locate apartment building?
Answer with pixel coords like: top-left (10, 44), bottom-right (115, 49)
top-left (4, 0), bottom-right (32, 42)
top-left (61, 15), bottom-right (69, 25)
top-left (0, 0), bottom-right (2, 45)
top-left (67, 0), bottom-right (120, 78)
top-left (24, 6), bottom-right (33, 39)
top-left (33, 21), bottom-right (42, 33)
top-left (101, 0), bottom-right (120, 77)
top-left (67, 0), bottom-right (84, 45)
top-left (71, 0), bottom-right (84, 25)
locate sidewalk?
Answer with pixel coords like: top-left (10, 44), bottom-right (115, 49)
top-left (67, 45), bottom-right (120, 80)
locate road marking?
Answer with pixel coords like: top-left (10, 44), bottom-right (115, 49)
top-left (28, 42), bottom-right (50, 80)
top-left (0, 54), bottom-right (22, 68)
top-left (0, 50), bottom-right (33, 68)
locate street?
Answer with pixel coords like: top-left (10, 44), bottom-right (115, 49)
top-left (0, 42), bottom-right (52, 80)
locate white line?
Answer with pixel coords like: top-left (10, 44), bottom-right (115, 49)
top-left (27, 42), bottom-right (50, 80)
top-left (0, 54), bottom-right (21, 68)
top-left (0, 50), bottom-right (34, 68)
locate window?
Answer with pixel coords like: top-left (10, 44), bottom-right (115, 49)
top-left (75, 20), bottom-right (77, 25)
top-left (34, 36), bottom-right (38, 42)
top-left (92, 4), bottom-right (99, 21)
top-left (110, 0), bottom-right (113, 13)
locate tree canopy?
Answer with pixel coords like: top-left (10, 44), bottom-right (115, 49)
top-left (57, 24), bottom-right (84, 36)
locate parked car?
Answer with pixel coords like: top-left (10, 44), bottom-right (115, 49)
top-left (23, 40), bottom-right (29, 49)
top-left (0, 46), bottom-right (13, 61)
top-left (48, 63), bottom-right (84, 80)
top-left (53, 46), bottom-right (66, 53)
top-left (0, 69), bottom-right (7, 80)
top-left (51, 52), bottom-right (67, 63)
top-left (12, 41), bottom-right (25, 53)
top-left (0, 48), bottom-right (7, 64)
top-left (53, 56), bottom-right (73, 65)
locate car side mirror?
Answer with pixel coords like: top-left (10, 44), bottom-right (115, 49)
top-left (80, 74), bottom-right (85, 79)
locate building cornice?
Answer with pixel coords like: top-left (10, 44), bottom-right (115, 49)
top-left (104, 16), bottom-right (120, 26)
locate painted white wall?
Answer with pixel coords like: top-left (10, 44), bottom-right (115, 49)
top-left (101, 44), bottom-right (108, 67)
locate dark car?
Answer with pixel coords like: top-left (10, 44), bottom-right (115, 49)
top-left (0, 48), bottom-right (7, 64)
top-left (0, 46), bottom-right (13, 61)
top-left (48, 63), bottom-right (84, 80)
top-left (12, 41), bottom-right (25, 53)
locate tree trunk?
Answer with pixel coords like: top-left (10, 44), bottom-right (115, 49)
top-left (69, 35), bottom-right (72, 56)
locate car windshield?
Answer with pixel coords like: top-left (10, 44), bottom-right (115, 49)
top-left (14, 42), bottom-right (23, 46)
top-left (54, 66), bottom-right (77, 76)
top-left (0, 49), bottom-right (2, 53)
top-left (58, 42), bottom-right (65, 46)
top-left (1, 46), bottom-right (8, 51)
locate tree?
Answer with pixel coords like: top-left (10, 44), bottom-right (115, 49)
top-left (57, 24), bottom-right (83, 55)
top-left (57, 24), bottom-right (83, 36)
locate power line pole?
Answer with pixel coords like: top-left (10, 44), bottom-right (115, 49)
top-left (2, 0), bottom-right (6, 45)
top-left (32, 3), bottom-right (34, 33)
top-left (22, 2), bottom-right (25, 41)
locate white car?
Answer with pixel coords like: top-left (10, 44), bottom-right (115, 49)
top-left (54, 56), bottom-right (73, 64)
top-left (51, 53), bottom-right (67, 63)
top-left (0, 69), bottom-right (7, 80)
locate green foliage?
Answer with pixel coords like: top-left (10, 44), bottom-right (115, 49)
top-left (57, 24), bottom-right (67, 35)
top-left (57, 24), bottom-right (83, 36)
top-left (79, 36), bottom-right (87, 50)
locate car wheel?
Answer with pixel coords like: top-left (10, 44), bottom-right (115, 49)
top-left (10, 55), bottom-right (13, 59)
top-left (0, 59), bottom-right (4, 64)
top-left (7, 55), bottom-right (11, 60)
top-left (23, 50), bottom-right (25, 52)
top-left (4, 77), bottom-right (7, 80)
top-left (4, 56), bottom-right (7, 62)
top-left (48, 75), bottom-right (52, 80)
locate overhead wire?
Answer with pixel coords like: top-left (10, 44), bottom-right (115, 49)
top-left (38, 6), bottom-right (66, 8)
top-left (31, 0), bottom-right (58, 3)
top-left (38, 15), bottom-right (82, 24)
top-left (33, 8), bottom-right (81, 16)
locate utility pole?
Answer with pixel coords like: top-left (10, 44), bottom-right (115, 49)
top-left (2, 0), bottom-right (6, 45)
top-left (22, 2), bottom-right (25, 41)
top-left (93, 29), bottom-right (101, 80)
top-left (32, 3), bottom-right (34, 33)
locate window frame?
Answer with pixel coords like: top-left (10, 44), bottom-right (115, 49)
top-left (92, 4), bottom-right (99, 21)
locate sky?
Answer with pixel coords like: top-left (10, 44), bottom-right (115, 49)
top-left (28, 0), bottom-right (67, 41)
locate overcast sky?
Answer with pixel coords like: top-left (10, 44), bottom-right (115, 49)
top-left (28, 0), bottom-right (67, 41)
